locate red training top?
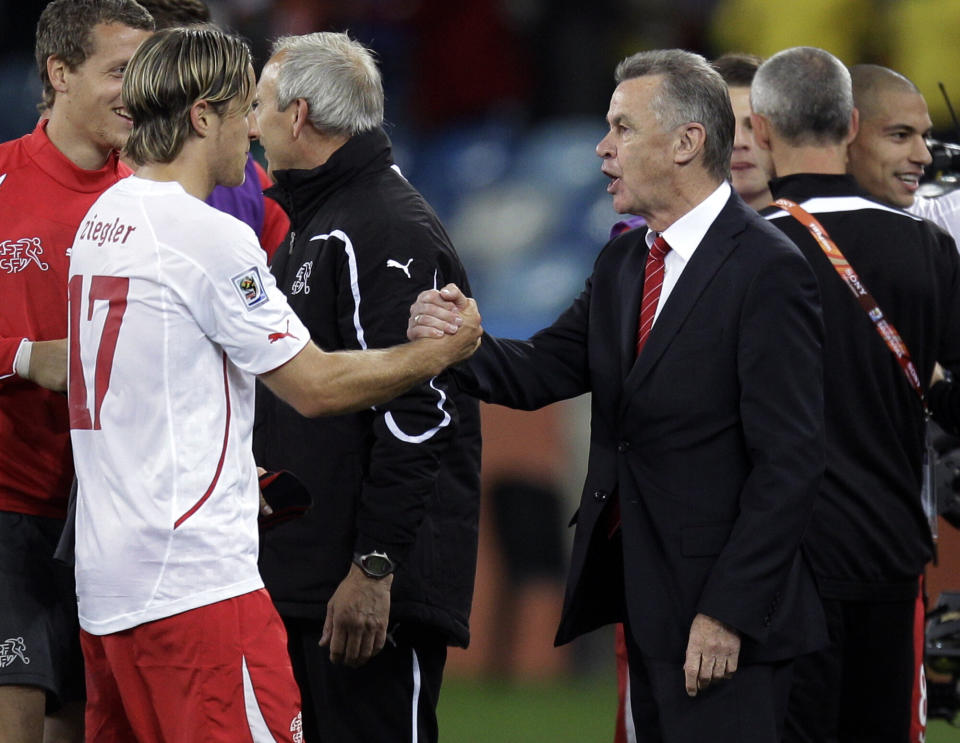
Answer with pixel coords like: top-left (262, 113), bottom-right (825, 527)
top-left (0, 119), bottom-right (131, 518)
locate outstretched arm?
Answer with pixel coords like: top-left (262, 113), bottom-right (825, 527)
top-left (261, 285), bottom-right (481, 417)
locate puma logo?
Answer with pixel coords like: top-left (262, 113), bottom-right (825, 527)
top-left (386, 258), bottom-right (413, 278)
top-left (268, 320), bottom-right (300, 344)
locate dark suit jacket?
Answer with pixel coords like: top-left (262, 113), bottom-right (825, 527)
top-left (455, 191), bottom-right (828, 663)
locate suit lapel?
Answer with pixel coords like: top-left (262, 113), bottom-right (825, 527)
top-left (623, 194), bottom-right (747, 395)
top-left (619, 228), bottom-right (654, 380)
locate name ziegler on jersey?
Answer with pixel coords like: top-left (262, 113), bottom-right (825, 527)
top-left (77, 214), bottom-right (138, 248)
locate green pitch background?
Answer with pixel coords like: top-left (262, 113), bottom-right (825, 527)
top-left (438, 677), bottom-right (960, 742)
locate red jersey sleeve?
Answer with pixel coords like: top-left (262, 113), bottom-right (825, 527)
top-left (254, 160), bottom-right (290, 262)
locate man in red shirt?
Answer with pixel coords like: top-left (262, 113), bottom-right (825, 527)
top-left (0, 2), bottom-right (152, 740)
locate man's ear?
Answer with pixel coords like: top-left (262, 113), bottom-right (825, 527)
top-left (46, 55), bottom-right (69, 95)
top-left (189, 99), bottom-right (213, 137)
top-left (845, 107), bottom-right (860, 145)
top-left (674, 122), bottom-right (706, 165)
top-left (291, 98), bottom-right (310, 139)
top-left (751, 113), bottom-right (773, 151)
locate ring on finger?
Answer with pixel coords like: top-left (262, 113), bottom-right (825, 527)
top-left (414, 314), bottom-right (421, 323)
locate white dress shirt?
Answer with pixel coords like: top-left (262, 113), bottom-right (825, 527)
top-left (644, 181), bottom-right (731, 325)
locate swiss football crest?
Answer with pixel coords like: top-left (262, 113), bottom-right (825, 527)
top-left (291, 261), bottom-right (312, 295)
top-left (0, 237), bottom-right (49, 274)
top-left (231, 266), bottom-right (268, 310)
top-left (0, 637), bottom-right (30, 668)
top-left (290, 711), bottom-right (303, 743)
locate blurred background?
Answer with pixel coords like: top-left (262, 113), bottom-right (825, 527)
top-left (5, 0), bottom-right (960, 337)
top-left (4, 1), bottom-right (960, 738)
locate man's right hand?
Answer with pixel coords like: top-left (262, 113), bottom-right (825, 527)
top-left (24, 339), bottom-right (67, 392)
top-left (414, 284), bottom-right (482, 367)
top-left (683, 613), bottom-right (741, 697)
top-left (408, 284), bottom-right (471, 340)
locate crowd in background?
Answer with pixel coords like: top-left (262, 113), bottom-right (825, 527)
top-left (4, 0), bottom-right (960, 141)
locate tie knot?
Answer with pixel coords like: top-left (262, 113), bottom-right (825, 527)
top-left (650, 235), bottom-right (671, 261)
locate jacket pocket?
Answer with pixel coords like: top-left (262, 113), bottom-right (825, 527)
top-left (680, 523), bottom-right (732, 557)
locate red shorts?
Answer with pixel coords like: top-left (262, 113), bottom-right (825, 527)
top-left (614, 623), bottom-right (634, 743)
top-left (81, 588), bottom-right (303, 743)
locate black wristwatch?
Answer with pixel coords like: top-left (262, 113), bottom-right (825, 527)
top-left (353, 550), bottom-right (395, 579)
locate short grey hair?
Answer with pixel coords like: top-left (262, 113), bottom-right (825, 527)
top-left (751, 46), bottom-right (853, 146)
top-left (615, 49), bottom-right (734, 182)
top-left (269, 32), bottom-right (383, 137)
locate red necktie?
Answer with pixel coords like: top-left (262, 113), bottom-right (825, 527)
top-left (636, 236), bottom-right (672, 356)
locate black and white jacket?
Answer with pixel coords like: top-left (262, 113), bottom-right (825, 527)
top-left (764, 173), bottom-right (960, 600)
top-left (254, 127), bottom-right (481, 646)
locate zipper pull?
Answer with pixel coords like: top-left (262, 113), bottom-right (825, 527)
top-left (288, 230), bottom-right (296, 256)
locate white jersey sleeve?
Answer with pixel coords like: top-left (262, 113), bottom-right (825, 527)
top-left (910, 190), bottom-right (960, 252)
top-left (159, 207), bottom-right (309, 374)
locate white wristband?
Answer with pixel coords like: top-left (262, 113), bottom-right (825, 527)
top-left (13, 339), bottom-right (33, 378)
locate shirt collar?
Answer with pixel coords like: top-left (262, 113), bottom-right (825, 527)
top-left (25, 118), bottom-right (129, 193)
top-left (768, 172), bottom-right (865, 202)
top-left (267, 127), bottom-right (393, 225)
top-left (645, 181), bottom-right (731, 261)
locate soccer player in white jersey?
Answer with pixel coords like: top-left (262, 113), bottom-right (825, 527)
top-left (67, 27), bottom-right (481, 742)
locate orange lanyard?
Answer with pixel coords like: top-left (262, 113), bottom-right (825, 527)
top-left (774, 198), bottom-right (929, 417)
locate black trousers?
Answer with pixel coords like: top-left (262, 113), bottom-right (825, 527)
top-left (283, 617), bottom-right (448, 743)
top-left (622, 616), bottom-right (794, 743)
top-left (784, 592), bottom-right (923, 743)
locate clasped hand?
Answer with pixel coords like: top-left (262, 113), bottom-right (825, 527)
top-left (408, 284), bottom-right (474, 340)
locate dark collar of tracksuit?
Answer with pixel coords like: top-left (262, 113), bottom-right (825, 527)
top-left (265, 126), bottom-right (393, 234)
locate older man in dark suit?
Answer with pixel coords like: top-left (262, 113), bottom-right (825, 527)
top-left (410, 48), bottom-right (827, 741)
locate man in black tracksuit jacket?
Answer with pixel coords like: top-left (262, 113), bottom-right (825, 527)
top-left (752, 47), bottom-right (960, 743)
top-left (252, 33), bottom-right (480, 743)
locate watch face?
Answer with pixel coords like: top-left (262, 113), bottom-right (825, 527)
top-left (362, 553), bottom-right (393, 577)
